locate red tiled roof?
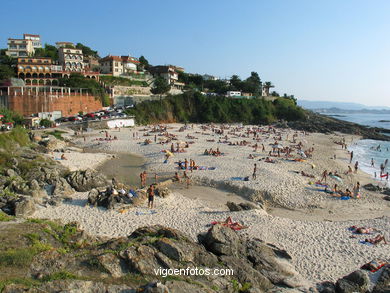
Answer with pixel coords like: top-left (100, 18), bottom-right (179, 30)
top-left (23, 34), bottom-right (40, 38)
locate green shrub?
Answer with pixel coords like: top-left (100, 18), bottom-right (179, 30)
top-left (0, 211), bottom-right (14, 222)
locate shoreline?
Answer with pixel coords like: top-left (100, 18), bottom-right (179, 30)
top-left (32, 123), bottom-right (390, 283)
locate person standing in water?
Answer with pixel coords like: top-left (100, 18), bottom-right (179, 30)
top-left (350, 151), bottom-right (354, 164)
top-left (147, 185), bottom-right (155, 208)
top-left (371, 158), bottom-right (375, 167)
top-left (354, 161), bottom-right (359, 173)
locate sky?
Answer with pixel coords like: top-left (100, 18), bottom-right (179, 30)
top-left (1, 0), bottom-right (390, 107)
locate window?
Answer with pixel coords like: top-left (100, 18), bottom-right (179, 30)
top-left (32, 66), bottom-right (37, 70)
top-left (115, 69), bottom-right (118, 72)
top-left (18, 66), bottom-right (24, 70)
top-left (19, 45), bottom-right (26, 49)
top-left (28, 59), bottom-right (33, 62)
top-left (38, 66), bottom-right (44, 71)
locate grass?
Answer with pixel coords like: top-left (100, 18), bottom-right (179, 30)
top-left (0, 211), bottom-right (14, 222)
top-left (45, 130), bottom-right (66, 140)
top-left (0, 277), bottom-right (40, 292)
top-left (42, 271), bottom-right (78, 282)
top-left (0, 248), bottom-right (37, 267)
top-left (100, 75), bottom-right (148, 87)
top-left (0, 127), bottom-right (30, 152)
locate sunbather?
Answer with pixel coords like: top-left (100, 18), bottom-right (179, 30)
top-left (350, 226), bottom-right (378, 234)
top-left (365, 234), bottom-right (387, 245)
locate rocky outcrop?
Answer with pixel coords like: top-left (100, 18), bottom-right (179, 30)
top-left (226, 201), bottom-right (259, 211)
top-left (335, 270), bottom-right (370, 293)
top-left (66, 169), bottom-right (107, 192)
top-left (283, 111), bottom-right (390, 141)
top-left (372, 265), bottom-right (390, 293)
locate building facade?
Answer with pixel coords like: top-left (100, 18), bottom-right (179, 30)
top-left (58, 47), bottom-right (84, 72)
top-left (99, 55), bottom-right (139, 76)
top-left (23, 34), bottom-right (42, 49)
top-left (149, 65), bottom-right (185, 90)
top-left (6, 38), bottom-right (34, 57)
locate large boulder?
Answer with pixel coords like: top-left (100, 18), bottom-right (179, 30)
top-left (200, 224), bottom-right (245, 257)
top-left (372, 265), bottom-right (390, 293)
top-left (97, 253), bottom-right (129, 278)
top-left (335, 270), bottom-right (369, 293)
top-left (67, 169), bottom-right (107, 192)
top-left (13, 196), bottom-right (36, 217)
top-left (52, 177), bottom-right (75, 196)
top-left (363, 183), bottom-right (381, 192)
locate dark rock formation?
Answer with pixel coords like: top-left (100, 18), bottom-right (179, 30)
top-left (372, 265), bottom-right (390, 293)
top-left (66, 169), bottom-right (107, 192)
top-left (227, 201), bottom-right (259, 211)
top-left (335, 270), bottom-right (369, 293)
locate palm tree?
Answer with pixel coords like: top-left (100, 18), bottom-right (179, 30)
top-left (262, 81), bottom-right (274, 96)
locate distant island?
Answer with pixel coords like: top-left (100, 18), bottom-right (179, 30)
top-left (298, 100), bottom-right (390, 113)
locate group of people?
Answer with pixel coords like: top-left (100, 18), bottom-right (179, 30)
top-left (177, 158), bottom-right (198, 172)
top-left (324, 182), bottom-right (361, 198)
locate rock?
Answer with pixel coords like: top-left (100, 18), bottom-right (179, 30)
top-left (318, 281), bottom-right (336, 293)
top-left (13, 196), bottom-right (35, 217)
top-left (130, 225), bottom-right (190, 241)
top-left (164, 280), bottom-right (210, 292)
top-left (29, 179), bottom-right (47, 198)
top-left (67, 169), bottom-right (107, 192)
top-left (155, 187), bottom-right (171, 198)
top-left (363, 183), bottom-right (381, 192)
top-left (246, 239), bottom-right (305, 288)
top-left (97, 253), bottom-right (128, 278)
top-left (53, 177), bottom-right (75, 196)
top-left (200, 224), bottom-right (245, 257)
top-left (335, 270), bottom-right (369, 293)
top-left (239, 202), bottom-right (259, 210)
top-left (29, 250), bottom-right (68, 278)
top-left (6, 168), bottom-right (17, 177)
top-left (372, 265), bottom-right (390, 293)
top-left (383, 195), bottom-right (390, 201)
top-left (226, 201), bottom-right (243, 211)
top-left (382, 189), bottom-right (390, 196)
top-left (87, 188), bottom-right (99, 205)
top-left (121, 245), bottom-right (163, 274)
top-left (219, 255), bottom-right (273, 290)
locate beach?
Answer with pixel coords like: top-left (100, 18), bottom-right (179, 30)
top-left (32, 124), bottom-right (390, 284)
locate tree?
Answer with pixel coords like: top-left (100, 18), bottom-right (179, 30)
top-left (243, 72), bottom-right (262, 95)
top-left (151, 77), bottom-right (171, 95)
top-left (75, 43), bottom-right (99, 57)
top-left (138, 56), bottom-right (150, 70)
top-left (151, 77), bottom-right (171, 103)
top-left (0, 65), bottom-right (15, 81)
top-left (34, 44), bottom-right (59, 61)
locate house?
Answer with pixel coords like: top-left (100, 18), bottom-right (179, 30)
top-left (99, 55), bottom-right (139, 76)
top-left (55, 42), bottom-right (75, 48)
top-left (17, 57), bottom-right (57, 85)
top-left (149, 65), bottom-right (183, 87)
top-left (58, 47), bottom-right (84, 72)
top-left (203, 74), bottom-right (219, 81)
top-left (6, 36), bottom-right (35, 57)
top-left (226, 91), bottom-right (241, 97)
top-left (23, 34), bottom-right (42, 49)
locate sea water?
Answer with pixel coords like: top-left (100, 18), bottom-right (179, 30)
top-left (348, 140), bottom-right (390, 186)
top-left (326, 112), bottom-right (390, 186)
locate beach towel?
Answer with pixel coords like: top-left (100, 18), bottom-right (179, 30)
top-left (359, 240), bottom-right (374, 246)
top-left (129, 190), bottom-right (138, 197)
top-left (340, 196), bottom-right (350, 200)
top-left (208, 167), bottom-right (216, 170)
top-left (136, 210), bottom-right (157, 216)
top-left (329, 174), bottom-right (343, 182)
top-left (361, 260), bottom-right (388, 272)
top-left (231, 177), bottom-right (244, 181)
top-left (199, 166), bottom-right (207, 170)
top-left (315, 182), bottom-right (328, 188)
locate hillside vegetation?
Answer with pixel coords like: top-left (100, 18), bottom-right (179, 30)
top-left (126, 91), bottom-right (306, 125)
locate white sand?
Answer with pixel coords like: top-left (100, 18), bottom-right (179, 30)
top-left (32, 123), bottom-right (390, 284)
top-left (47, 151), bottom-right (112, 172)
